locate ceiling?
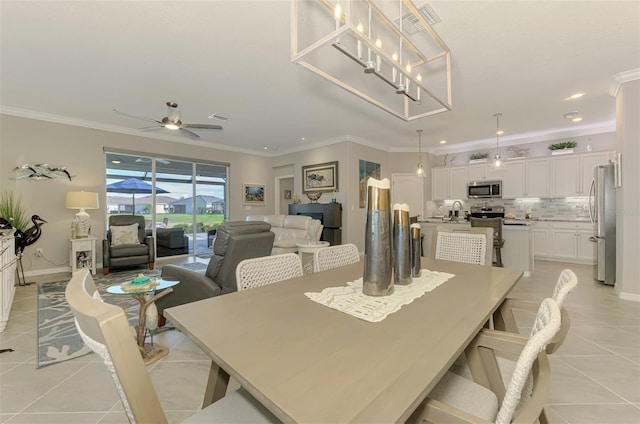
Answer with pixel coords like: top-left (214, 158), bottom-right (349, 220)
top-left (1, 1), bottom-right (639, 156)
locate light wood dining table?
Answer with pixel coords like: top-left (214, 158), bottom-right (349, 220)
top-left (165, 257), bottom-right (522, 423)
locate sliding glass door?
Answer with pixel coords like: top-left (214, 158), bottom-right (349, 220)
top-left (105, 152), bottom-right (228, 258)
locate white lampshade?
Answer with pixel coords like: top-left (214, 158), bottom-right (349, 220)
top-left (65, 191), bottom-right (99, 238)
top-left (65, 191), bottom-right (99, 210)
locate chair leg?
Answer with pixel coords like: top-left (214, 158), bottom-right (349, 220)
top-left (103, 267), bottom-right (109, 276)
top-left (149, 262), bottom-right (155, 270)
top-left (494, 247), bottom-right (503, 267)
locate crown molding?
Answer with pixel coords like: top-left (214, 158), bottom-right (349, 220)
top-left (0, 106), bottom-right (274, 157)
top-left (609, 68), bottom-right (640, 97)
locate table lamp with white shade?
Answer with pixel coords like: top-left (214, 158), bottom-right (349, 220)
top-left (65, 191), bottom-right (99, 238)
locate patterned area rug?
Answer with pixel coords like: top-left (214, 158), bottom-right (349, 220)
top-left (37, 262), bottom-right (207, 368)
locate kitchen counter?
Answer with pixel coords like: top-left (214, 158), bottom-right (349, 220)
top-left (420, 221), bottom-right (534, 277)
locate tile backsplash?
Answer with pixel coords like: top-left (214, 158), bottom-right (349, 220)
top-left (430, 197), bottom-right (590, 220)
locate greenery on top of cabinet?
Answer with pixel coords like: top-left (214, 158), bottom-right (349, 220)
top-left (470, 152), bottom-right (489, 160)
top-left (548, 141), bottom-right (577, 150)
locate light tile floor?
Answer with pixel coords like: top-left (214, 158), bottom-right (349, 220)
top-left (1, 260), bottom-right (639, 423)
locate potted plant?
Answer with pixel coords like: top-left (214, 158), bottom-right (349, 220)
top-left (469, 152), bottom-right (489, 163)
top-left (548, 141), bottom-right (577, 155)
top-left (0, 191), bottom-right (28, 232)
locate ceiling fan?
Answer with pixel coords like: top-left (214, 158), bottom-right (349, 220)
top-left (113, 101), bottom-right (225, 140)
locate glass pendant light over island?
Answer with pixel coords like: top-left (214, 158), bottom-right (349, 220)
top-left (492, 112), bottom-right (504, 171)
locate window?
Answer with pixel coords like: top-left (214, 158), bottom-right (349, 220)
top-left (105, 152), bottom-right (228, 257)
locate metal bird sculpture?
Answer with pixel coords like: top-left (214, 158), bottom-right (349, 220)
top-left (16, 215), bottom-right (47, 255)
top-left (7, 215), bottom-right (47, 286)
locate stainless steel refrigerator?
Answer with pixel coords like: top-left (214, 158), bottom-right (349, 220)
top-left (589, 164), bottom-right (616, 285)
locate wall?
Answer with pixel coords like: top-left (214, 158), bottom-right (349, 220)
top-left (0, 114), bottom-right (275, 274)
top-left (273, 141), bottom-right (393, 251)
top-left (615, 78), bottom-right (640, 300)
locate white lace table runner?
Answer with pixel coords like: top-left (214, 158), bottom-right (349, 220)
top-left (305, 269), bottom-right (455, 323)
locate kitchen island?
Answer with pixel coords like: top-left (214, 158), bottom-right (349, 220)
top-left (420, 219), bottom-right (535, 277)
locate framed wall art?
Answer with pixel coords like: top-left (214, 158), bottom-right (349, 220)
top-left (243, 184), bottom-right (265, 205)
top-left (302, 161), bottom-right (338, 194)
top-left (359, 160), bottom-right (381, 208)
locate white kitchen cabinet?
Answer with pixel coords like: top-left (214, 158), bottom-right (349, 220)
top-left (431, 167), bottom-right (450, 201)
top-left (501, 161), bottom-right (526, 199)
top-left (450, 167), bottom-right (469, 199)
top-left (551, 152), bottom-right (611, 197)
top-left (533, 221), bottom-right (551, 258)
top-left (501, 159), bottom-right (549, 199)
top-left (549, 222), bottom-right (596, 264)
top-left (431, 166), bottom-right (468, 200)
top-left (468, 163), bottom-right (501, 182)
top-left (525, 158), bottom-right (550, 197)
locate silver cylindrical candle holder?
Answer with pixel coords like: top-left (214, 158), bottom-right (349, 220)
top-left (393, 204), bottom-right (412, 285)
top-left (363, 177), bottom-right (393, 296)
top-left (411, 223), bottom-right (422, 278)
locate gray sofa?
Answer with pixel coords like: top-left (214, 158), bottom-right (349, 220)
top-left (155, 220), bottom-right (274, 317)
top-left (102, 215), bottom-right (155, 275)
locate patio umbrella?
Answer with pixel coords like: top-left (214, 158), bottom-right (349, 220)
top-left (106, 178), bottom-right (169, 214)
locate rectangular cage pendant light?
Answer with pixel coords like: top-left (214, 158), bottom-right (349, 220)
top-left (292, 0), bottom-right (452, 121)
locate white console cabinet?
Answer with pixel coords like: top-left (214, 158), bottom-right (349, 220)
top-left (0, 231), bottom-right (17, 332)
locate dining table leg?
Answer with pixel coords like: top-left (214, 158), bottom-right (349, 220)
top-left (202, 361), bottom-right (231, 407)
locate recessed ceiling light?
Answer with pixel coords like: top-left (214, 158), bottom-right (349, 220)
top-left (496, 130), bottom-right (504, 135)
top-left (439, 140), bottom-right (446, 144)
top-left (564, 92), bottom-right (586, 101)
top-left (572, 117), bottom-right (583, 122)
top-left (301, 137), bottom-right (305, 141)
top-left (563, 111), bottom-right (579, 120)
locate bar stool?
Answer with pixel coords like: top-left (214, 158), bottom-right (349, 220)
top-left (470, 217), bottom-right (504, 267)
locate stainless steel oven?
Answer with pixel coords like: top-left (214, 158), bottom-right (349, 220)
top-left (467, 180), bottom-right (502, 199)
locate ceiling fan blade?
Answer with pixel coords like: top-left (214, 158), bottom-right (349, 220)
top-left (182, 123), bottom-right (223, 130)
top-left (113, 109), bottom-right (162, 124)
top-left (139, 125), bottom-right (163, 132)
top-left (178, 128), bottom-right (201, 139)
top-left (208, 113), bottom-right (228, 121)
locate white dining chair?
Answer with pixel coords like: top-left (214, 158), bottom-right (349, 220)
top-left (495, 268), bottom-right (578, 354)
top-left (431, 226), bottom-right (494, 266)
top-left (408, 298), bottom-right (561, 424)
top-left (236, 253), bottom-right (303, 291)
top-left (451, 269), bottom-right (578, 392)
top-left (313, 243), bottom-right (360, 272)
top-left (65, 269), bottom-right (278, 424)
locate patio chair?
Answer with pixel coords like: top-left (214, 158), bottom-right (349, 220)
top-left (408, 298), bottom-right (561, 424)
top-left (65, 269), bottom-right (278, 424)
top-left (431, 226), bottom-right (493, 266)
top-left (313, 243), bottom-right (360, 272)
top-left (236, 253), bottom-right (303, 291)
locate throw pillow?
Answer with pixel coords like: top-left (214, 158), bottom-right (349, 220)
top-left (110, 223), bottom-right (139, 246)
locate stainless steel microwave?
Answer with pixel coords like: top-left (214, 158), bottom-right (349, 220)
top-left (467, 180), bottom-right (502, 198)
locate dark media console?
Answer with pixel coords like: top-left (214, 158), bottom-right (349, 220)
top-left (289, 203), bottom-right (342, 246)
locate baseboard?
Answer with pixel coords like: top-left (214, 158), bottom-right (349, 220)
top-left (23, 267), bottom-right (70, 277)
top-left (617, 289), bottom-right (640, 302)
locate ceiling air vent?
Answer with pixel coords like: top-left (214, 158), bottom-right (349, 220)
top-left (396, 3), bottom-right (442, 35)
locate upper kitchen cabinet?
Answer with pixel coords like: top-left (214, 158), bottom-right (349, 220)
top-left (468, 163), bottom-right (502, 181)
top-left (431, 166), bottom-right (468, 200)
top-left (496, 158), bottom-right (549, 199)
top-left (551, 151), bottom-right (612, 197)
